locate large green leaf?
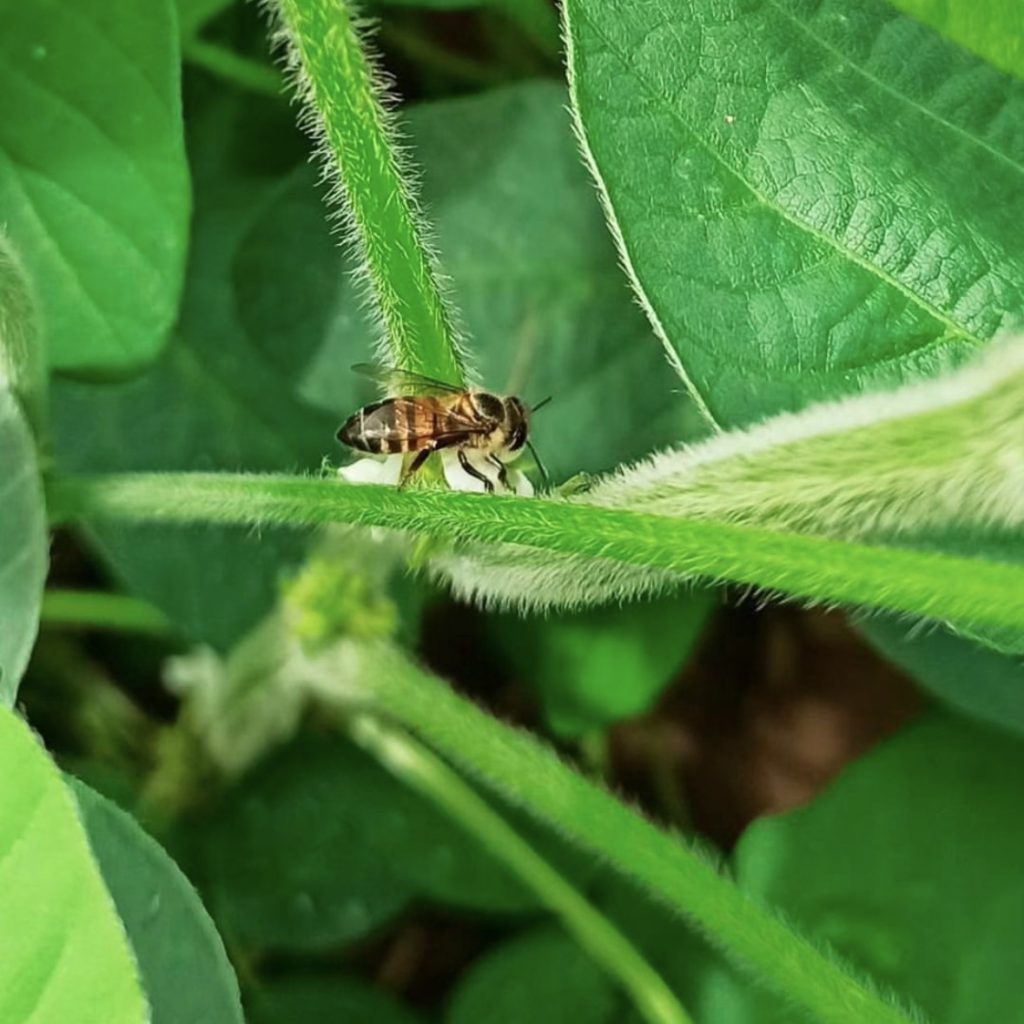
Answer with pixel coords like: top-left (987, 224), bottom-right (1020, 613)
top-left (0, 707), bottom-right (147, 1024)
top-left (0, 0), bottom-right (190, 372)
top-left (699, 714), bottom-right (1024, 1023)
top-left (487, 589), bottom-right (715, 738)
top-left (885, 0), bottom-right (1024, 82)
top-left (565, 0), bottom-right (1024, 429)
top-left (0, 388), bottom-right (47, 705)
top-left (445, 925), bottom-right (619, 1024)
top-left (247, 976), bottom-right (423, 1024)
top-left (233, 81), bottom-right (701, 483)
top-left (192, 732), bottom-right (543, 953)
top-left (52, 93), bottom-right (335, 649)
top-left (859, 614), bottom-right (1024, 737)
top-left (70, 780), bottom-right (244, 1024)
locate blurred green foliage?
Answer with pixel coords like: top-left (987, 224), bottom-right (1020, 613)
top-left (3, 0), bottom-right (1024, 1021)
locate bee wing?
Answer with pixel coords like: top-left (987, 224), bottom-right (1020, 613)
top-left (404, 400), bottom-right (495, 443)
top-left (352, 362), bottom-right (464, 397)
top-left (431, 405), bottom-right (495, 436)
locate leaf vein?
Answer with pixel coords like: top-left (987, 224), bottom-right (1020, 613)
top-left (577, 4), bottom-right (988, 351)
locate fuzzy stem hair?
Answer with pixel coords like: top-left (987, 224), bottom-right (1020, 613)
top-left (266, 0), bottom-right (466, 385)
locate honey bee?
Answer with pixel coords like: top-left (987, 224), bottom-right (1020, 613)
top-left (337, 364), bottom-right (548, 492)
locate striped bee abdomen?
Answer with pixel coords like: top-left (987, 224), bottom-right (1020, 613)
top-left (337, 397), bottom-right (454, 454)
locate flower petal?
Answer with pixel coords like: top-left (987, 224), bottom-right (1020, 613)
top-left (338, 454), bottom-right (404, 486)
top-left (441, 448), bottom-right (534, 496)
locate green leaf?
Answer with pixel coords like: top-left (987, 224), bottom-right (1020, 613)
top-left (70, 780), bottom-right (244, 1024)
top-left (884, 0), bottom-right (1024, 82)
top-left (699, 714), bottom-right (1024, 1023)
top-left (234, 81), bottom-right (700, 482)
top-left (0, 0), bottom-right (190, 372)
top-left (247, 976), bottom-right (423, 1024)
top-left (52, 94), bottom-right (336, 649)
top-left (194, 735), bottom-right (413, 952)
top-left (488, 590), bottom-right (715, 738)
top-left (565, 0), bottom-right (1024, 429)
top-left (193, 732), bottom-right (550, 953)
top-left (0, 388), bottom-right (47, 705)
top-left (445, 926), bottom-right (619, 1024)
top-left (858, 615), bottom-right (1024, 737)
top-left (0, 707), bottom-right (147, 1024)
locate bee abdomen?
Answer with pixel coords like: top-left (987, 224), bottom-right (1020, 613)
top-left (337, 399), bottom-right (426, 454)
top-left (336, 412), bottom-right (362, 448)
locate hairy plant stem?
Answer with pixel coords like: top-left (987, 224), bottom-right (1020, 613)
top-left (269, 0), bottom-right (465, 384)
top-left (49, 472), bottom-right (1024, 635)
top-left (346, 713), bottom-right (692, 1024)
top-left (311, 644), bottom-right (920, 1024)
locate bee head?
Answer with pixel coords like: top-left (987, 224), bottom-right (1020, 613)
top-left (504, 396), bottom-right (529, 451)
top-left (473, 391), bottom-right (506, 422)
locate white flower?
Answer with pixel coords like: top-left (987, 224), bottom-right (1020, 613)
top-left (338, 450), bottom-right (533, 496)
top-left (441, 448), bottom-right (534, 496)
top-left (337, 454), bottom-right (404, 486)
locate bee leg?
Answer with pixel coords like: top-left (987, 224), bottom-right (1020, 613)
top-left (458, 448), bottom-right (494, 493)
top-left (399, 447), bottom-right (433, 488)
top-left (487, 455), bottom-right (511, 492)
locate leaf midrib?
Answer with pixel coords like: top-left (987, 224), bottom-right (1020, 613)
top-left (574, 3), bottom-right (987, 351)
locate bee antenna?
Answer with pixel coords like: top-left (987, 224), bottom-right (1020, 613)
top-left (526, 440), bottom-right (551, 489)
top-left (530, 396), bottom-right (553, 413)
